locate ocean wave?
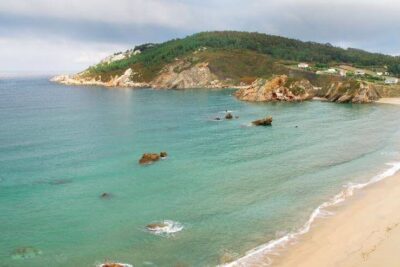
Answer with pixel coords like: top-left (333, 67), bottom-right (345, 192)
top-left (146, 220), bottom-right (184, 236)
top-left (97, 263), bottom-right (133, 267)
top-left (221, 162), bottom-right (400, 267)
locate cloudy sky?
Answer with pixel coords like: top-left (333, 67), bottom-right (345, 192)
top-left (0, 0), bottom-right (399, 73)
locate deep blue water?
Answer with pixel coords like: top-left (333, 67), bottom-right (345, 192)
top-left (1, 77), bottom-right (400, 267)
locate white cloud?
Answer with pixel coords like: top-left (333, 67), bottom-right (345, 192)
top-left (1, 0), bottom-right (400, 72)
top-left (0, 36), bottom-right (128, 73)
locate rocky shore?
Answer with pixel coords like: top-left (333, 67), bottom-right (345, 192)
top-left (52, 59), bottom-right (388, 104)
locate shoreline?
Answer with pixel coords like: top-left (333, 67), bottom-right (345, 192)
top-left (224, 163), bottom-right (400, 267)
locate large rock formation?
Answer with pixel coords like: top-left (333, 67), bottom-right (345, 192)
top-left (235, 75), bottom-right (315, 102)
top-left (151, 61), bottom-right (222, 89)
top-left (324, 81), bottom-right (380, 103)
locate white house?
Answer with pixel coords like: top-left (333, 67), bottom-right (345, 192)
top-left (298, 63), bottom-right (309, 68)
top-left (355, 70), bottom-right (365, 75)
top-left (376, 72), bottom-right (383, 76)
top-left (385, 77), bottom-right (399, 84)
top-left (326, 68), bottom-right (337, 74)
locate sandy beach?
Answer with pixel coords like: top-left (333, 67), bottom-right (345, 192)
top-left (376, 98), bottom-right (400, 105)
top-left (259, 170), bottom-right (400, 267)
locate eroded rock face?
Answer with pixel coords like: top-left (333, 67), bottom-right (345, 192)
top-left (151, 61), bottom-right (220, 89)
top-left (325, 81), bottom-right (380, 103)
top-left (252, 116), bottom-right (273, 126)
top-left (235, 75), bottom-right (315, 102)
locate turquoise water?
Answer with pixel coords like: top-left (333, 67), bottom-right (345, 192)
top-left (1, 77), bottom-right (400, 267)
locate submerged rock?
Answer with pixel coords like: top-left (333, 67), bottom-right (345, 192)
top-left (98, 263), bottom-right (133, 267)
top-left (146, 223), bottom-right (169, 231)
top-left (48, 178), bottom-right (73, 185)
top-left (11, 246), bottom-right (42, 260)
top-left (252, 116), bottom-right (273, 126)
top-left (139, 152), bottom-right (168, 165)
top-left (100, 193), bottom-right (112, 199)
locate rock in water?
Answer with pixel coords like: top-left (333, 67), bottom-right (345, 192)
top-left (252, 116), bottom-right (273, 126)
top-left (139, 153), bottom-right (160, 164)
top-left (225, 113), bottom-right (233, 119)
top-left (139, 152), bottom-right (168, 164)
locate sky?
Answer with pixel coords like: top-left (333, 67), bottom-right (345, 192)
top-left (0, 0), bottom-right (399, 73)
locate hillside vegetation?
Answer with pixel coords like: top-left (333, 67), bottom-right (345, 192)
top-left (85, 31), bottom-right (400, 82)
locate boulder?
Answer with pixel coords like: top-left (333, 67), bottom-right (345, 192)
top-left (252, 116), bottom-right (273, 126)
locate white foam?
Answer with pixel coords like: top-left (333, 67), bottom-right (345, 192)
top-left (221, 162), bottom-right (400, 267)
top-left (146, 220), bottom-right (184, 236)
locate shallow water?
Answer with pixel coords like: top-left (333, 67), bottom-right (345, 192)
top-left (1, 77), bottom-right (400, 267)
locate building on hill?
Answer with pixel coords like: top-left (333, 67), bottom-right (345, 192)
top-left (355, 70), bottom-right (366, 76)
top-left (326, 68), bottom-right (337, 74)
top-left (385, 77), bottom-right (399, 84)
top-left (298, 63), bottom-right (309, 68)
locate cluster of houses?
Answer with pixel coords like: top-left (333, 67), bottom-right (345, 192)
top-left (297, 63), bottom-right (399, 84)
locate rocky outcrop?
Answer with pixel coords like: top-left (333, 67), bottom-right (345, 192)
top-left (151, 61), bottom-right (223, 89)
top-left (139, 152), bottom-right (168, 165)
top-left (324, 81), bottom-right (380, 103)
top-left (235, 75), bottom-right (315, 102)
top-left (252, 116), bottom-right (273, 126)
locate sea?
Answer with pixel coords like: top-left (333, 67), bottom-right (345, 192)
top-left (1, 76), bottom-right (400, 267)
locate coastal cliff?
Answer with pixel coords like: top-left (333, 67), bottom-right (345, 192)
top-left (51, 31), bottom-right (400, 103)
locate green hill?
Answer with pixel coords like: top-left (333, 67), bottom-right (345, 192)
top-left (85, 31), bottom-right (400, 83)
